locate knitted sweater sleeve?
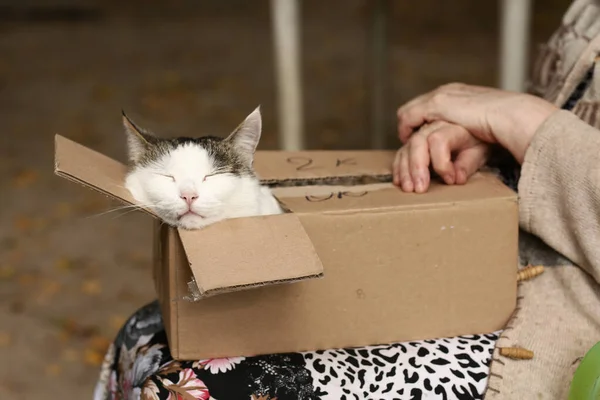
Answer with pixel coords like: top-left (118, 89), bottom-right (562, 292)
top-left (518, 109), bottom-right (600, 282)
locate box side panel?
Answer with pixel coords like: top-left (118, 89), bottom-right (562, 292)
top-left (174, 198), bottom-right (518, 359)
top-left (153, 223), bottom-right (181, 358)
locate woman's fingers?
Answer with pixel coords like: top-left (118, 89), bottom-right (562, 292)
top-left (393, 148), bottom-right (413, 192)
top-left (407, 130), bottom-right (431, 193)
top-left (428, 132), bottom-right (455, 185)
top-left (392, 148), bottom-right (402, 185)
top-left (394, 120), bottom-right (490, 193)
top-left (397, 84), bottom-right (468, 143)
top-left (397, 83), bottom-right (558, 164)
top-left (426, 122), bottom-right (480, 185)
top-left (453, 145), bottom-right (489, 184)
top-left (397, 114), bottom-right (424, 144)
top-left (397, 121), bottom-right (460, 193)
top-left (397, 83), bottom-right (504, 145)
top-left (397, 93), bottom-right (432, 143)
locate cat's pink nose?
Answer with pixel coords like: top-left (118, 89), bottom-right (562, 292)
top-left (180, 192), bottom-right (198, 205)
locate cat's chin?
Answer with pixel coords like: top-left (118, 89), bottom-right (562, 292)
top-left (173, 213), bottom-right (215, 230)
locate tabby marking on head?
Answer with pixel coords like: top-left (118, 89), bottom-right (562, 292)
top-left (122, 107), bottom-right (283, 230)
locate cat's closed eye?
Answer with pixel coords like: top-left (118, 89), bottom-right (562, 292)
top-left (203, 171), bottom-right (230, 182)
top-left (155, 173), bottom-right (175, 181)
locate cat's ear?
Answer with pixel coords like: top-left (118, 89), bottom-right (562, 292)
top-left (122, 111), bottom-right (156, 164)
top-left (225, 106), bottom-right (262, 165)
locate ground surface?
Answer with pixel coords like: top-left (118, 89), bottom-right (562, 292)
top-left (0, 0), bottom-right (567, 398)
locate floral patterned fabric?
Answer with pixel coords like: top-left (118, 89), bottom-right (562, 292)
top-left (94, 301), bottom-right (500, 400)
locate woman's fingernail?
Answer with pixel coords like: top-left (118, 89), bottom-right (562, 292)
top-left (401, 178), bottom-right (413, 192)
top-left (444, 174), bottom-right (455, 185)
top-left (456, 169), bottom-right (466, 184)
top-left (415, 178), bottom-right (424, 192)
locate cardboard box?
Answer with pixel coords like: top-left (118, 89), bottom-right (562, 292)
top-left (55, 134), bottom-right (519, 360)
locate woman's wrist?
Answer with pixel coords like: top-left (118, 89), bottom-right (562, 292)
top-left (502, 96), bottom-right (559, 164)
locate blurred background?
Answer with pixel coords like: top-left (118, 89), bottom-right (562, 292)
top-left (0, 0), bottom-right (569, 398)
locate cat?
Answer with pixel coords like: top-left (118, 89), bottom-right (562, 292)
top-left (122, 107), bottom-right (284, 230)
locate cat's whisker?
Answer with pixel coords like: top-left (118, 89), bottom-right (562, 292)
top-left (83, 203), bottom-right (159, 219)
top-left (109, 206), bottom-right (152, 220)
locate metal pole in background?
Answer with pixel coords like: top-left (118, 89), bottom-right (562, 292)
top-left (370, 0), bottom-right (388, 149)
top-left (271, 0), bottom-right (303, 151)
top-left (499, 0), bottom-right (533, 92)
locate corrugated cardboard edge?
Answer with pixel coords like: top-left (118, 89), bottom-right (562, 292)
top-left (184, 272), bottom-right (325, 300)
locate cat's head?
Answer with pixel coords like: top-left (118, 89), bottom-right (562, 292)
top-left (123, 107), bottom-right (263, 230)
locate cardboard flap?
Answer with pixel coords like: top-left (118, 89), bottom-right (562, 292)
top-left (54, 135), bottom-right (156, 217)
top-left (254, 150), bottom-right (394, 182)
top-left (178, 213), bottom-right (324, 298)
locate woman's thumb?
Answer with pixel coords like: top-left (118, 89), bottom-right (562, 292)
top-left (453, 144), bottom-right (490, 184)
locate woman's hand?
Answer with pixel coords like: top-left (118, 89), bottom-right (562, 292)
top-left (396, 83), bottom-right (558, 163)
top-left (392, 121), bottom-right (490, 193)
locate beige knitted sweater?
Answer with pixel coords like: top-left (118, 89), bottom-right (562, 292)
top-left (484, 0), bottom-right (600, 398)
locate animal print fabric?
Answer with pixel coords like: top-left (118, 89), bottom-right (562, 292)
top-left (94, 301), bottom-right (500, 400)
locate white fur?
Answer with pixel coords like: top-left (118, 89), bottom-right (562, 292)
top-left (125, 143), bottom-right (282, 230)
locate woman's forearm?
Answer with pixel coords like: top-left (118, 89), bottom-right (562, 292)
top-left (518, 110), bottom-right (600, 282)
